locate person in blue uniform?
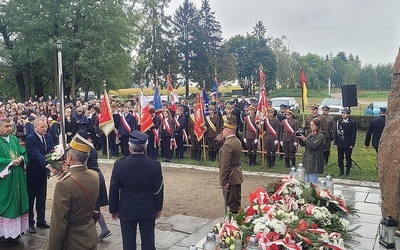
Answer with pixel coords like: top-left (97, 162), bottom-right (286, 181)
top-left (109, 130), bottom-right (164, 250)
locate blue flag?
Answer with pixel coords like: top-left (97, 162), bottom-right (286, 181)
top-left (211, 77), bottom-right (219, 101)
top-left (202, 88), bottom-right (210, 116)
top-left (153, 87), bottom-right (162, 110)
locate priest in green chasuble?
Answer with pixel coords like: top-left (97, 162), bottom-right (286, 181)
top-left (0, 117), bottom-right (29, 245)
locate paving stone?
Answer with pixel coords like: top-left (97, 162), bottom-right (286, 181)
top-left (161, 214), bottom-right (212, 234)
top-left (355, 202), bottom-right (381, 215)
top-left (365, 192), bottom-right (382, 204)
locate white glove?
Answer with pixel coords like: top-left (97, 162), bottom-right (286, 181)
top-left (243, 138), bottom-right (247, 144)
top-left (294, 142), bottom-right (298, 147)
top-left (274, 140), bottom-right (278, 145)
top-left (280, 141), bottom-right (283, 146)
top-left (254, 139), bottom-right (258, 144)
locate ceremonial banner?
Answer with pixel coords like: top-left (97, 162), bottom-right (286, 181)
top-left (202, 88), bottom-right (210, 116)
top-left (300, 69), bottom-right (308, 112)
top-left (211, 76), bottom-right (219, 102)
top-left (99, 88), bottom-right (115, 137)
top-left (140, 89), bottom-right (153, 133)
top-left (167, 73), bottom-right (177, 112)
top-left (256, 69), bottom-right (268, 123)
top-left (153, 86), bottom-right (162, 110)
top-left (194, 93), bottom-right (205, 141)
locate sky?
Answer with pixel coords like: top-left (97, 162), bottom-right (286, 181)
top-left (166, 0), bottom-right (400, 66)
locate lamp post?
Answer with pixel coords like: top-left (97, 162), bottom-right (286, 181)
top-left (56, 40), bottom-right (66, 150)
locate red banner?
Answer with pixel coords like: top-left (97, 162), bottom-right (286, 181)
top-left (300, 69), bottom-right (308, 112)
top-left (99, 88), bottom-right (115, 137)
top-left (194, 93), bottom-right (205, 141)
top-left (140, 89), bottom-right (153, 133)
top-left (167, 73), bottom-right (176, 112)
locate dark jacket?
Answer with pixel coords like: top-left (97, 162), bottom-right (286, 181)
top-left (334, 119), bottom-right (357, 148)
top-left (365, 115), bottom-right (385, 149)
top-left (299, 132), bottom-right (325, 174)
top-left (25, 133), bottom-right (54, 180)
top-left (109, 154), bottom-right (163, 220)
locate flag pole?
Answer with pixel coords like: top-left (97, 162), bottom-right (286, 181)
top-left (202, 137), bottom-right (206, 162)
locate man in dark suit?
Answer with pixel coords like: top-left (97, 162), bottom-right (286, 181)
top-left (109, 130), bottom-right (164, 250)
top-left (334, 108), bottom-right (357, 177)
top-left (25, 118), bottom-right (59, 233)
top-left (118, 105), bottom-right (138, 157)
top-left (365, 107), bottom-right (386, 152)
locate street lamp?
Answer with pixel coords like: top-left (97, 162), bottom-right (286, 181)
top-left (56, 40), bottom-right (66, 151)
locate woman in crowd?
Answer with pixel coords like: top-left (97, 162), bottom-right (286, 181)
top-left (160, 109), bottom-right (174, 162)
top-left (297, 118), bottom-right (325, 184)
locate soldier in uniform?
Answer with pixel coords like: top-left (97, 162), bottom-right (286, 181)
top-left (243, 105), bottom-right (259, 166)
top-left (205, 106), bottom-right (219, 161)
top-left (146, 106), bottom-right (161, 160)
top-left (263, 107), bottom-right (280, 168)
top-left (280, 110), bottom-right (298, 168)
top-left (334, 108), bottom-right (357, 177)
top-left (220, 104), bottom-right (237, 131)
top-left (276, 104), bottom-right (287, 160)
top-left (302, 104), bottom-right (325, 135)
top-left (320, 105), bottom-right (336, 164)
top-left (47, 134), bottom-right (99, 250)
top-left (189, 107), bottom-right (201, 160)
top-left (218, 121), bottom-right (243, 214)
top-left (109, 130), bottom-right (164, 250)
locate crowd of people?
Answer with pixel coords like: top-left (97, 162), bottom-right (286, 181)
top-left (0, 93), bottom-right (386, 248)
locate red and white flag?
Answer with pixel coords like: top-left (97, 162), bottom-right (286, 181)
top-left (99, 88), bottom-right (115, 137)
top-left (167, 73), bottom-right (177, 112)
top-left (256, 69), bottom-right (268, 123)
top-left (140, 89), bottom-right (153, 133)
top-left (194, 93), bottom-right (205, 141)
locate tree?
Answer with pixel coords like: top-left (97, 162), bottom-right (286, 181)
top-left (190, 0), bottom-right (222, 90)
top-left (252, 21), bottom-right (266, 40)
top-left (172, 0), bottom-right (200, 96)
top-left (0, 0), bottom-right (136, 101)
top-left (226, 34), bottom-right (277, 92)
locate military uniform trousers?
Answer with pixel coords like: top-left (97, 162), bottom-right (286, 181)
top-left (223, 184), bottom-right (241, 214)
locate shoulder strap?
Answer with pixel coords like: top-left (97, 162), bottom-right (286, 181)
top-left (70, 174), bottom-right (95, 210)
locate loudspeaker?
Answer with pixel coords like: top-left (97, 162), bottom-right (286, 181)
top-left (341, 84), bottom-right (358, 107)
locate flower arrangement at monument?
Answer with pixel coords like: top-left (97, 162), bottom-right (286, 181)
top-left (214, 176), bottom-right (358, 249)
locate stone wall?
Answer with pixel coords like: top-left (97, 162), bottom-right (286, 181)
top-left (379, 48), bottom-right (400, 224)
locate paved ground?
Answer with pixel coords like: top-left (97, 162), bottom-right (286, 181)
top-left (3, 161), bottom-right (384, 250)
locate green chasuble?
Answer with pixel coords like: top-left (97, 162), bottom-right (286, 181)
top-left (0, 135), bottom-right (29, 219)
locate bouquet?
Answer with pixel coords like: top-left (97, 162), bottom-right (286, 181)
top-left (45, 144), bottom-right (65, 177)
top-left (212, 176), bottom-right (359, 250)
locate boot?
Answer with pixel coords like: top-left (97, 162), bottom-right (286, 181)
top-left (248, 154), bottom-right (253, 166)
top-left (291, 157), bottom-right (296, 168)
top-left (285, 158), bottom-right (290, 168)
top-left (271, 154), bottom-right (276, 168)
top-left (338, 164), bottom-right (344, 177)
top-left (323, 151), bottom-right (330, 164)
top-left (252, 154), bottom-right (257, 165)
top-left (208, 151), bottom-right (213, 161)
top-left (345, 163), bottom-right (351, 176)
top-left (266, 155), bottom-right (272, 169)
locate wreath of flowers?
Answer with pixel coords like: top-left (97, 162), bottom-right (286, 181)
top-left (212, 176), bottom-right (359, 250)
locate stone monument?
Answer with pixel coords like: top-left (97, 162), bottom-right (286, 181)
top-left (379, 48), bottom-right (400, 224)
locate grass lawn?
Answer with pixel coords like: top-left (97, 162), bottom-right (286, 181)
top-left (169, 129), bottom-right (378, 183)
